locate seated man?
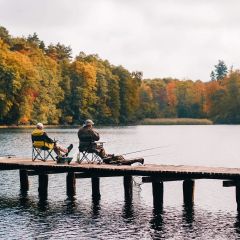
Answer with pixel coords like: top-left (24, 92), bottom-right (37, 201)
top-left (78, 119), bottom-right (108, 158)
top-left (78, 119), bottom-right (144, 165)
top-left (31, 122), bottom-right (73, 157)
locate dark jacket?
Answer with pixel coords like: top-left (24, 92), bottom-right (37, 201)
top-left (31, 128), bottom-right (54, 148)
top-left (78, 126), bottom-right (100, 149)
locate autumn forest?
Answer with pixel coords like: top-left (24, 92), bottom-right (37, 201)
top-left (0, 26), bottom-right (239, 125)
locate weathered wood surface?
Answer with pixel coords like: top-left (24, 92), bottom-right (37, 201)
top-left (1, 157), bottom-right (240, 180)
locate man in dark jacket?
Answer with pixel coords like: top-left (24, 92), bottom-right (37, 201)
top-left (78, 119), bottom-right (107, 158)
top-left (78, 119), bottom-right (144, 165)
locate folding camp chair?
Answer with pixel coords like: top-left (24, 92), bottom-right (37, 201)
top-left (32, 141), bottom-right (56, 162)
top-left (77, 142), bottom-right (104, 164)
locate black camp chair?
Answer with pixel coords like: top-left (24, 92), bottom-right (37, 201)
top-left (32, 141), bottom-right (56, 161)
top-left (77, 142), bottom-right (104, 164)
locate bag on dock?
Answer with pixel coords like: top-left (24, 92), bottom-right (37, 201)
top-left (56, 156), bottom-right (73, 164)
top-left (103, 155), bottom-right (144, 165)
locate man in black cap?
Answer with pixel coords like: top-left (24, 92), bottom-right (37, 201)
top-left (78, 119), bottom-right (144, 165)
top-left (78, 119), bottom-right (107, 158)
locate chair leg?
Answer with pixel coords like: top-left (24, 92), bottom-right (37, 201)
top-left (33, 148), bottom-right (44, 161)
top-left (44, 149), bottom-right (55, 161)
top-left (32, 147), bottom-right (55, 162)
top-left (77, 151), bottom-right (103, 164)
top-left (32, 148), bottom-right (35, 161)
top-left (48, 150), bottom-right (56, 161)
top-left (83, 152), bottom-right (91, 163)
top-left (78, 152), bottom-right (86, 164)
top-left (78, 151), bottom-right (91, 164)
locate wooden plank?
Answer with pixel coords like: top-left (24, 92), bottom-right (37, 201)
top-left (223, 180), bottom-right (240, 187)
top-left (2, 157), bottom-right (240, 181)
top-left (0, 168), bottom-right (18, 171)
top-left (27, 170), bottom-right (68, 176)
top-left (142, 176), bottom-right (188, 183)
top-left (75, 172), bottom-right (125, 178)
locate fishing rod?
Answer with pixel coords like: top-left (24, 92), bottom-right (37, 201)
top-left (121, 145), bottom-right (170, 156)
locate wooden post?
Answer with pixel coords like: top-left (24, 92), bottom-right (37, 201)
top-left (19, 170), bottom-right (29, 192)
top-left (183, 179), bottom-right (195, 205)
top-left (236, 185), bottom-right (240, 211)
top-left (38, 174), bottom-right (48, 200)
top-left (152, 181), bottom-right (164, 209)
top-left (67, 172), bottom-right (76, 198)
top-left (124, 176), bottom-right (133, 201)
top-left (92, 177), bottom-right (101, 199)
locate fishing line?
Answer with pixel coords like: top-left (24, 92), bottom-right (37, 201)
top-left (137, 153), bottom-right (164, 158)
top-left (121, 145), bottom-right (170, 156)
top-left (133, 151), bottom-right (176, 159)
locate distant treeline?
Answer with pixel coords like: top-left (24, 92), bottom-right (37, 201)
top-left (0, 26), bottom-right (240, 125)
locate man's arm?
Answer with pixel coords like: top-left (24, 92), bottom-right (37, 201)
top-left (43, 132), bottom-right (54, 143)
top-left (91, 129), bottom-right (100, 141)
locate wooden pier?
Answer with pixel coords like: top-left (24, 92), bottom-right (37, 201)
top-left (1, 157), bottom-right (240, 209)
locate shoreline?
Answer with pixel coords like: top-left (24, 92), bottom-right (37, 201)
top-left (0, 118), bottom-right (227, 129)
top-left (4, 118), bottom-right (240, 129)
top-left (141, 118), bottom-right (213, 125)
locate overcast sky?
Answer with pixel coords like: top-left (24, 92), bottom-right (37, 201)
top-left (0, 0), bottom-right (240, 81)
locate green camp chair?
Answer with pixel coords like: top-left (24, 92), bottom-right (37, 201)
top-left (32, 141), bottom-right (55, 161)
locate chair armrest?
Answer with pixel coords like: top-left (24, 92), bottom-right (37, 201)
top-left (96, 141), bottom-right (105, 147)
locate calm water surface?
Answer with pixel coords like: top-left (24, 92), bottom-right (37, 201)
top-left (1, 125), bottom-right (240, 239)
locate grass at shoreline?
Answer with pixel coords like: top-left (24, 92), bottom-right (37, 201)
top-left (141, 118), bottom-right (213, 125)
top-left (0, 118), bottom-right (213, 128)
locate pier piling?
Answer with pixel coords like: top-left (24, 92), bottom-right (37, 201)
top-left (67, 172), bottom-right (76, 198)
top-left (19, 170), bottom-right (29, 192)
top-left (236, 185), bottom-right (240, 211)
top-left (4, 157), bottom-right (240, 211)
top-left (152, 181), bottom-right (164, 209)
top-left (92, 177), bottom-right (101, 199)
top-left (38, 174), bottom-right (48, 200)
top-left (124, 176), bottom-right (133, 201)
top-left (183, 179), bottom-right (195, 205)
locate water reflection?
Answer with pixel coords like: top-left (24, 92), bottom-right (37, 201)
top-left (182, 203), bottom-right (194, 226)
top-left (150, 209), bottom-right (164, 231)
top-left (64, 197), bottom-right (77, 215)
top-left (2, 126), bottom-right (240, 239)
top-left (235, 212), bottom-right (240, 235)
top-left (0, 194), bottom-right (240, 239)
top-left (122, 200), bottom-right (134, 222)
top-left (37, 199), bottom-right (49, 212)
top-left (19, 191), bottom-right (30, 209)
top-left (91, 196), bottom-right (101, 218)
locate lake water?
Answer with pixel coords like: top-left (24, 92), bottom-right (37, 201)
top-left (1, 125), bottom-right (240, 239)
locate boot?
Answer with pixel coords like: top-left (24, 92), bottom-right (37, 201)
top-left (68, 158), bottom-right (73, 164)
top-left (65, 144), bottom-right (73, 157)
top-left (139, 158), bottom-right (144, 165)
